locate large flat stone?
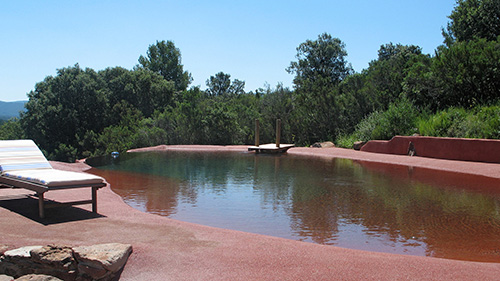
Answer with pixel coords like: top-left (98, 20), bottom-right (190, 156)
top-left (0, 274), bottom-right (14, 281)
top-left (3, 247), bottom-right (43, 260)
top-left (73, 243), bottom-right (132, 279)
top-left (14, 274), bottom-right (63, 281)
top-left (30, 245), bottom-right (75, 271)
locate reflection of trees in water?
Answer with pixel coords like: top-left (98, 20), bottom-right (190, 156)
top-left (93, 152), bottom-right (500, 262)
top-left (280, 157), bottom-right (400, 245)
top-left (355, 163), bottom-right (500, 261)
top-left (281, 157), bottom-right (500, 261)
top-left (251, 155), bottom-right (295, 212)
top-left (91, 169), bottom-right (181, 216)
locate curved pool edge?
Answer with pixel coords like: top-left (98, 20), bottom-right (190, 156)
top-left (2, 146), bottom-right (500, 280)
top-left (128, 144), bottom-right (500, 179)
top-left (123, 145), bottom-right (500, 279)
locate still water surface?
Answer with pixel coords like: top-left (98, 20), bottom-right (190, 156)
top-left (88, 151), bottom-right (500, 262)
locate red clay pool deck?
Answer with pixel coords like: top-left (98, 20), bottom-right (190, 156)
top-left (2, 145), bottom-right (500, 280)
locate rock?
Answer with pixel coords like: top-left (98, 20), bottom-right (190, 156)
top-left (76, 263), bottom-right (108, 280)
top-left (73, 243), bottom-right (132, 280)
top-left (0, 244), bottom-right (132, 281)
top-left (1, 246), bottom-right (44, 277)
top-left (311, 141), bottom-right (335, 148)
top-left (28, 245), bottom-right (77, 280)
top-left (30, 245), bottom-right (76, 271)
top-left (4, 247), bottom-right (44, 260)
top-left (0, 274), bottom-right (14, 281)
top-left (14, 274), bottom-right (63, 281)
top-left (0, 246), bottom-right (9, 256)
top-left (353, 141), bottom-right (367, 151)
top-left (0, 245), bottom-right (76, 280)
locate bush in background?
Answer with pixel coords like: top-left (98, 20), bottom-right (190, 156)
top-left (418, 104), bottom-right (500, 139)
top-left (336, 98), bottom-right (418, 148)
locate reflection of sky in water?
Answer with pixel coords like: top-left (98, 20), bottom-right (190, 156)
top-left (334, 221), bottom-right (427, 256)
top-left (89, 151), bottom-right (500, 262)
top-left (166, 179), bottom-right (295, 238)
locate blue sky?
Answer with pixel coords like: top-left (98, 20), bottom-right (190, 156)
top-left (0, 0), bottom-right (456, 101)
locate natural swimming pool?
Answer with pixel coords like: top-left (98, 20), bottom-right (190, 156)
top-left (87, 151), bottom-right (500, 262)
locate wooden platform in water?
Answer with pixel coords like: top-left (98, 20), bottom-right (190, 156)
top-left (248, 144), bottom-right (295, 153)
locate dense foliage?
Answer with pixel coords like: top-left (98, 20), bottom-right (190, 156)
top-left (286, 33), bottom-right (353, 144)
top-left (443, 0), bottom-right (500, 45)
top-left (137, 40), bottom-right (192, 91)
top-left (1, 0), bottom-right (500, 161)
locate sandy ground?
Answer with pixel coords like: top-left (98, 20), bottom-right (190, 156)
top-left (2, 145), bottom-right (500, 280)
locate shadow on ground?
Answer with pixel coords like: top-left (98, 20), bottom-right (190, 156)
top-left (0, 195), bottom-right (105, 225)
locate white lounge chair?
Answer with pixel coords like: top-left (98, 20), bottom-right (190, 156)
top-left (0, 139), bottom-right (105, 218)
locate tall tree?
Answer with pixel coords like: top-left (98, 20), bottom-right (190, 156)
top-left (229, 79), bottom-right (246, 95)
top-left (206, 72), bottom-right (231, 96)
top-left (432, 37), bottom-right (500, 108)
top-left (138, 40), bottom-right (192, 91)
top-left (443, 0), bottom-right (500, 45)
top-left (363, 43), bottom-right (424, 110)
top-left (101, 67), bottom-right (176, 118)
top-left (258, 83), bottom-right (294, 143)
top-left (21, 64), bottom-right (109, 161)
top-left (205, 72), bottom-right (246, 96)
top-left (287, 33), bottom-right (353, 144)
top-left (287, 33), bottom-right (353, 89)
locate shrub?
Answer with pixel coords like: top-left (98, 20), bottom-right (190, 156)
top-left (335, 133), bottom-right (358, 149)
top-left (0, 118), bottom-right (24, 140)
top-left (350, 98), bottom-right (418, 141)
top-left (371, 97), bottom-right (419, 140)
top-left (417, 107), bottom-right (468, 137)
top-left (335, 98), bottom-right (420, 147)
top-left (417, 105), bottom-right (500, 139)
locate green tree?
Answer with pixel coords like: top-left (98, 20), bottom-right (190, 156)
top-left (287, 33), bottom-right (353, 89)
top-left (258, 83), bottom-right (294, 144)
top-left (138, 40), bottom-right (192, 91)
top-left (335, 73), bottom-right (373, 134)
top-left (205, 72), bottom-right (246, 97)
top-left (198, 98), bottom-right (239, 144)
top-left (287, 33), bottom-right (353, 145)
top-left (226, 92), bottom-right (259, 144)
top-left (0, 118), bottom-right (24, 140)
top-left (443, 0), bottom-right (500, 46)
top-left (402, 53), bottom-right (439, 110)
top-left (20, 64), bottom-right (178, 160)
top-left (21, 64), bottom-right (109, 161)
top-left (432, 37), bottom-right (500, 108)
top-left (96, 102), bottom-right (144, 154)
top-left (363, 43), bottom-right (424, 110)
top-left (101, 67), bottom-right (176, 118)
top-left (156, 87), bottom-right (206, 145)
top-left (229, 79), bottom-right (246, 95)
top-left (206, 72), bottom-right (231, 97)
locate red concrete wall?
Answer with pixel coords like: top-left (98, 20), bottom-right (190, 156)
top-left (360, 136), bottom-right (500, 163)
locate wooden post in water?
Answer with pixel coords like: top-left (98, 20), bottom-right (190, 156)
top-left (255, 119), bottom-right (260, 147)
top-left (275, 119), bottom-right (281, 148)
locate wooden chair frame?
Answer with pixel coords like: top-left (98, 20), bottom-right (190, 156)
top-left (0, 175), bottom-right (105, 218)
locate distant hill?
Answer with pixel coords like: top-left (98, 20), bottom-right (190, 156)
top-left (0, 101), bottom-right (27, 120)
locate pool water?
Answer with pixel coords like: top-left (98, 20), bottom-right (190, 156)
top-left (88, 151), bottom-right (500, 262)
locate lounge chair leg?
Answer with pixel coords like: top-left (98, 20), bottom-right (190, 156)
top-left (38, 192), bottom-right (45, 219)
top-left (92, 187), bottom-right (97, 213)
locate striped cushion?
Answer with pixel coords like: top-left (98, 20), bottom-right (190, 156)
top-left (3, 169), bottom-right (104, 187)
top-left (0, 139), bottom-right (104, 187)
top-left (0, 140), bottom-right (52, 172)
